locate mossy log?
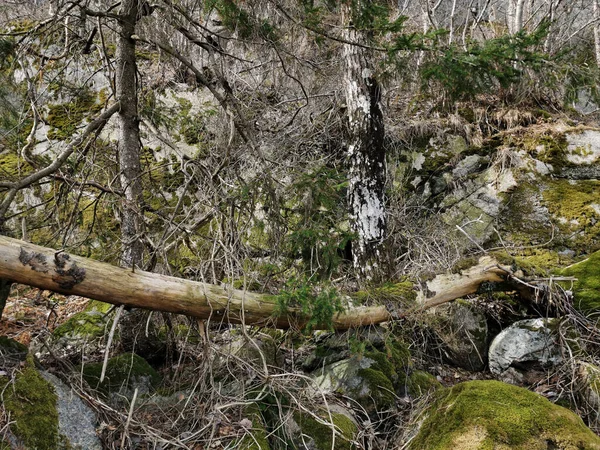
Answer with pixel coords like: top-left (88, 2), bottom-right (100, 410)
top-left (0, 236), bottom-right (391, 330)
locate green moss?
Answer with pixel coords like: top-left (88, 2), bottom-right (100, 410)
top-left (560, 251), bottom-right (600, 312)
top-left (351, 280), bottom-right (416, 307)
top-left (499, 182), bottom-right (552, 246)
top-left (1, 355), bottom-right (60, 449)
top-left (295, 411), bottom-right (357, 450)
top-left (237, 405), bottom-right (270, 450)
top-left (354, 368), bottom-right (395, 410)
top-left (0, 151), bottom-right (33, 180)
top-left (408, 380), bottom-right (600, 450)
top-left (523, 133), bottom-right (569, 171)
top-left (0, 336), bottom-right (28, 357)
top-left (52, 300), bottom-right (113, 339)
top-left (542, 179), bottom-right (600, 252)
top-left (451, 256), bottom-right (480, 274)
top-left (491, 249), bottom-right (568, 277)
top-left (46, 89), bottom-right (103, 140)
top-left (407, 370), bottom-right (442, 397)
top-left (81, 353), bottom-right (161, 395)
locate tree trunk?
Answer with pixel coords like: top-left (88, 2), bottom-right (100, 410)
top-left (116, 0), bottom-right (145, 269)
top-left (342, 3), bottom-right (387, 282)
top-left (0, 278), bottom-right (12, 320)
top-left (0, 235), bottom-right (391, 330)
top-left (595, 0), bottom-right (600, 69)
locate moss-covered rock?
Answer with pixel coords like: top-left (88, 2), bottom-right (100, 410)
top-left (407, 380), bottom-right (600, 449)
top-left (542, 179), bottom-right (600, 253)
top-left (1, 355), bottom-right (61, 449)
top-left (560, 251), bottom-right (600, 312)
top-left (406, 370), bottom-right (442, 397)
top-left (52, 300), bottom-right (113, 340)
top-left (237, 405), bottom-right (271, 450)
top-left (293, 411), bottom-right (357, 450)
top-left (81, 352), bottom-right (161, 397)
top-left (311, 342), bottom-right (408, 413)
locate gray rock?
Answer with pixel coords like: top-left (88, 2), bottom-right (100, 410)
top-left (41, 371), bottom-right (102, 450)
top-left (488, 318), bottom-right (562, 375)
top-left (431, 302), bottom-right (488, 371)
top-left (452, 154), bottom-right (482, 178)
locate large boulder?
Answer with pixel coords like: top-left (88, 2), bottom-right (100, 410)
top-left (1, 354), bottom-right (101, 450)
top-left (403, 380), bottom-right (600, 449)
top-left (488, 318), bottom-right (562, 376)
top-left (41, 372), bottom-right (102, 450)
top-left (44, 300), bottom-right (114, 360)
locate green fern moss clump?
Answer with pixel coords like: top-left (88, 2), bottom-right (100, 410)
top-left (408, 380), bottom-right (600, 449)
top-left (1, 355), bottom-right (61, 449)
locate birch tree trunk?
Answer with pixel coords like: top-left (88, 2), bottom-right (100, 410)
top-left (594, 0), bottom-right (600, 68)
top-left (514, 0), bottom-right (525, 32)
top-left (342, 3), bottom-right (387, 282)
top-left (116, 0), bottom-right (145, 269)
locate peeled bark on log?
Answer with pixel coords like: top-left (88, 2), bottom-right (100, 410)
top-left (0, 236), bottom-right (391, 330)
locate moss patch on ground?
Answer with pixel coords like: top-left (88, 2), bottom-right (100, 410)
top-left (52, 300), bottom-right (113, 340)
top-left (408, 380), bottom-right (600, 450)
top-left (81, 352), bottom-right (161, 395)
top-left (295, 411), bottom-right (357, 450)
top-left (560, 251), bottom-right (600, 312)
top-left (406, 370), bottom-right (442, 397)
top-left (1, 355), bottom-right (61, 449)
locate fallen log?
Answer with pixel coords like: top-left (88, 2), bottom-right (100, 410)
top-left (0, 236), bottom-right (552, 329)
top-left (0, 235), bottom-right (391, 329)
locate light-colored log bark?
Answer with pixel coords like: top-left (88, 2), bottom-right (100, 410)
top-left (0, 235), bottom-right (391, 330)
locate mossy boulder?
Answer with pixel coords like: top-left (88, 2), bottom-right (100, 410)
top-left (293, 410), bottom-right (358, 450)
top-left (312, 339), bottom-right (410, 413)
top-left (1, 355), bottom-right (61, 449)
top-left (560, 251), bottom-right (600, 312)
top-left (406, 370), bottom-right (442, 397)
top-left (81, 352), bottom-right (161, 398)
top-left (52, 300), bottom-right (113, 341)
top-left (406, 380), bottom-right (600, 449)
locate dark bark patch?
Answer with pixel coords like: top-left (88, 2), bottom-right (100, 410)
top-left (19, 248), bottom-right (49, 273)
top-left (52, 254), bottom-right (86, 289)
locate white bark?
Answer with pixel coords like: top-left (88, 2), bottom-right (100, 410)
top-left (514, 0), bottom-right (525, 32)
top-left (341, 3), bottom-right (387, 281)
top-left (595, 0), bottom-right (600, 68)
